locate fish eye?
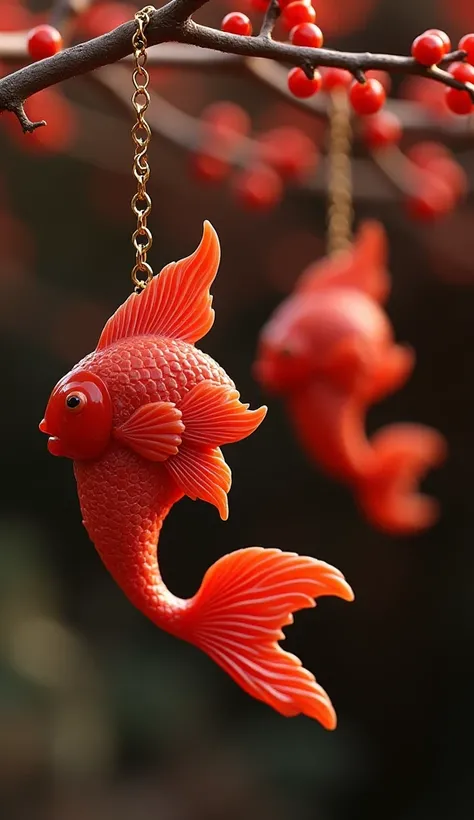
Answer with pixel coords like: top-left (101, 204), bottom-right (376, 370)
top-left (65, 391), bottom-right (87, 413)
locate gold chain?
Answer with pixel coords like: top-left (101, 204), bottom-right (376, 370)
top-left (131, 5), bottom-right (156, 291)
top-left (327, 90), bottom-right (353, 255)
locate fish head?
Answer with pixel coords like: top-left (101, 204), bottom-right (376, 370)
top-left (39, 369), bottom-right (113, 460)
top-left (254, 299), bottom-right (315, 395)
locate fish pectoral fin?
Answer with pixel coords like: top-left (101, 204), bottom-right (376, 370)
top-left (113, 401), bottom-right (185, 461)
top-left (96, 222), bottom-right (220, 350)
top-left (164, 444), bottom-right (231, 520)
top-left (179, 381), bottom-right (267, 448)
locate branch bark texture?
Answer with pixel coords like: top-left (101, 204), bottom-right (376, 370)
top-left (0, 0), bottom-right (471, 132)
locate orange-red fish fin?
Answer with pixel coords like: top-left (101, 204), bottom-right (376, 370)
top-left (180, 547), bottom-right (354, 727)
top-left (165, 444), bottom-right (231, 520)
top-left (96, 221), bottom-right (220, 350)
top-left (179, 381), bottom-right (267, 447)
top-left (297, 221), bottom-right (390, 304)
top-left (364, 344), bottom-right (414, 403)
top-left (113, 401), bottom-right (184, 461)
top-left (357, 423), bottom-right (447, 534)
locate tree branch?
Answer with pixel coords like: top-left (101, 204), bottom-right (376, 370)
top-left (259, 0), bottom-right (281, 40)
top-left (0, 0), bottom-right (472, 134)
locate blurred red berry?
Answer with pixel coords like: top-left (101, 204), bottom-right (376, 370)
top-left (191, 153), bottom-right (231, 183)
top-left (2, 88), bottom-right (76, 154)
top-left (400, 75), bottom-right (450, 118)
top-left (77, 2), bottom-right (137, 37)
top-left (365, 70), bottom-right (391, 93)
top-left (411, 32), bottom-right (445, 66)
top-left (321, 67), bottom-right (352, 91)
top-left (425, 29), bottom-right (451, 53)
top-left (309, 0), bottom-right (376, 38)
top-left (250, 0), bottom-right (269, 10)
top-left (424, 158), bottom-right (467, 200)
top-left (282, 1), bottom-right (316, 32)
top-left (405, 176), bottom-right (456, 221)
top-left (287, 66), bottom-right (322, 98)
top-left (201, 102), bottom-right (251, 138)
top-left (445, 87), bottom-right (473, 115)
top-left (407, 142), bottom-right (451, 167)
top-left (349, 78), bottom-right (386, 115)
top-left (221, 12), bottom-right (252, 35)
top-left (459, 33), bottom-right (474, 65)
top-left (257, 127), bottom-right (318, 179)
top-left (290, 22), bottom-right (323, 47)
top-left (448, 61), bottom-right (474, 82)
top-left (0, 1), bottom-right (32, 31)
top-left (361, 111), bottom-right (402, 150)
top-left (279, 0), bottom-right (310, 8)
top-left (233, 164), bottom-right (283, 210)
top-left (27, 24), bottom-right (63, 61)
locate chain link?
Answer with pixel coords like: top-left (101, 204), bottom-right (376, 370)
top-left (131, 5), bottom-right (156, 291)
top-left (327, 90), bottom-right (353, 256)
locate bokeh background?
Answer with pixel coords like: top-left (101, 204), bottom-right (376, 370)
top-left (1, 1), bottom-right (474, 818)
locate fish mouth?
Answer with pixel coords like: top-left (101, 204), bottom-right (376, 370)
top-left (39, 419), bottom-right (63, 456)
top-left (46, 437), bottom-right (63, 456)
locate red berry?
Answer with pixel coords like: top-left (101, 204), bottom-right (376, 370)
top-left (290, 22), bottom-right (323, 47)
top-left (278, 0), bottom-right (310, 8)
top-left (76, 2), bottom-right (136, 37)
top-left (27, 24), bottom-right (63, 61)
top-left (459, 33), bottom-right (474, 65)
top-left (365, 70), bottom-right (391, 93)
top-left (233, 164), bottom-right (283, 210)
top-left (221, 12), bottom-right (252, 35)
top-left (257, 127), bottom-right (318, 179)
top-left (361, 111), bottom-right (402, 150)
top-left (349, 78), bottom-right (386, 115)
top-left (250, 0), bottom-right (269, 9)
top-left (191, 153), bottom-right (230, 183)
top-left (407, 142), bottom-right (451, 168)
top-left (321, 67), bottom-right (352, 91)
top-left (405, 177), bottom-right (455, 221)
top-left (3, 88), bottom-right (75, 154)
top-left (425, 29), bottom-right (451, 54)
top-left (201, 102), bottom-right (251, 138)
top-left (0, 1), bottom-right (33, 32)
top-left (445, 87), bottom-right (473, 115)
top-left (423, 158), bottom-right (467, 200)
top-left (287, 66), bottom-right (322, 98)
top-left (411, 32), bottom-right (445, 66)
top-left (448, 61), bottom-right (474, 83)
top-left (281, 1), bottom-right (316, 32)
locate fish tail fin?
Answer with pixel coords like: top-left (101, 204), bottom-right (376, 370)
top-left (357, 423), bottom-right (447, 534)
top-left (178, 547), bottom-right (354, 728)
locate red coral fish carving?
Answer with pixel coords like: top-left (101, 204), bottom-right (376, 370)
top-left (40, 222), bottom-right (353, 728)
top-left (254, 221), bottom-right (446, 534)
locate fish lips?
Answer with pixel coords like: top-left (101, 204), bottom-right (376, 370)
top-left (39, 419), bottom-right (64, 457)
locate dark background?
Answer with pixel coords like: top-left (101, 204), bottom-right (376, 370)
top-left (1, 1), bottom-right (473, 818)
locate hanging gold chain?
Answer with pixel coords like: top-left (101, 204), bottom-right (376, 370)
top-left (131, 5), bottom-right (156, 291)
top-left (327, 90), bottom-right (353, 255)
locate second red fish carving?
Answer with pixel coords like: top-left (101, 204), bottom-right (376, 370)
top-left (40, 222), bottom-right (353, 728)
top-left (254, 221), bottom-right (446, 535)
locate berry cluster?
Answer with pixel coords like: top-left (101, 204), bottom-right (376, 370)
top-left (411, 29), bottom-right (474, 116)
top-left (404, 142), bottom-right (467, 222)
top-left (191, 102), bottom-right (318, 211)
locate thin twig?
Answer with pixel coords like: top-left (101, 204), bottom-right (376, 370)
top-left (259, 0), bottom-right (281, 39)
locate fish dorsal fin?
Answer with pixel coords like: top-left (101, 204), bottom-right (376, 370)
top-left (297, 221), bottom-right (390, 305)
top-left (96, 221), bottom-right (220, 351)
